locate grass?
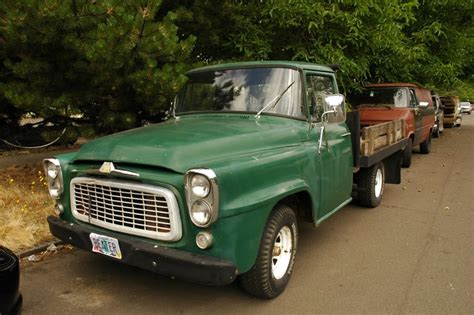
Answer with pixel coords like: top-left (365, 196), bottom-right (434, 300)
top-left (0, 163), bottom-right (55, 253)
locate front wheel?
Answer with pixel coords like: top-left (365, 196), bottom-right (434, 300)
top-left (401, 139), bottom-right (412, 168)
top-left (455, 118), bottom-right (462, 127)
top-left (240, 204), bottom-right (298, 299)
top-left (420, 133), bottom-right (431, 154)
top-left (357, 162), bottom-right (385, 208)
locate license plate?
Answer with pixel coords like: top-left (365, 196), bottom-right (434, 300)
top-left (89, 233), bottom-right (122, 260)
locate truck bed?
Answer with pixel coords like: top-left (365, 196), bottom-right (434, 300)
top-left (347, 111), bottom-right (407, 168)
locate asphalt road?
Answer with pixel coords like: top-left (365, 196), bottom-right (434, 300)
top-left (20, 115), bottom-right (474, 314)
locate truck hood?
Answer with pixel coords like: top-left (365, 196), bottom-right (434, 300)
top-left (73, 115), bottom-right (308, 173)
top-left (358, 107), bottom-right (407, 125)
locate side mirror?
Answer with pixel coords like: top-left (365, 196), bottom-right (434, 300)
top-left (418, 101), bottom-right (429, 109)
top-left (325, 94), bottom-right (345, 109)
top-left (321, 94), bottom-right (346, 123)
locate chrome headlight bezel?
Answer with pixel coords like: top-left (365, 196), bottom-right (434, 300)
top-left (185, 169), bottom-right (218, 228)
top-left (43, 158), bottom-right (64, 199)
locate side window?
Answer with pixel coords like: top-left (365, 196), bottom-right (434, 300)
top-left (409, 89), bottom-right (417, 107)
top-left (394, 88), bottom-right (408, 107)
top-left (306, 75), bottom-right (335, 121)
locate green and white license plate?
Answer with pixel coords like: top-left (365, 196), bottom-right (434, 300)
top-left (89, 233), bottom-right (122, 260)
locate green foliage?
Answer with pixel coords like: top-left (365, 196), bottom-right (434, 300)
top-left (0, 0), bottom-right (473, 138)
top-left (179, 0), bottom-right (473, 99)
top-left (0, 0), bottom-right (195, 133)
top-left (406, 0), bottom-right (474, 100)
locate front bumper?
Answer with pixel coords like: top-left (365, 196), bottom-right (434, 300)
top-left (47, 216), bottom-right (237, 286)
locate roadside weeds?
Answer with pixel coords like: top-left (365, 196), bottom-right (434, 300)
top-left (0, 163), bottom-right (55, 252)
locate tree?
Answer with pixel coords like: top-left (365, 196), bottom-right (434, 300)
top-left (0, 0), bottom-right (195, 137)
top-left (178, 0), bottom-right (473, 99)
top-left (1, 0), bottom-right (473, 143)
top-left (405, 0), bottom-right (474, 99)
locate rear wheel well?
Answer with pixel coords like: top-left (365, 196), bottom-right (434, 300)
top-left (279, 191), bottom-right (313, 223)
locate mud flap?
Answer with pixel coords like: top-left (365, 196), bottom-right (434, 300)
top-left (383, 150), bottom-right (402, 184)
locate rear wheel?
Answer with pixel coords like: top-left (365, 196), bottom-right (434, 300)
top-left (433, 126), bottom-right (440, 138)
top-left (401, 138), bottom-right (412, 168)
top-left (420, 133), bottom-right (431, 154)
top-left (357, 162), bottom-right (385, 208)
top-left (455, 117), bottom-right (462, 127)
top-left (240, 204), bottom-right (298, 299)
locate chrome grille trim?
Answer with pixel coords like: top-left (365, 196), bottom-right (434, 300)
top-left (70, 177), bottom-right (182, 241)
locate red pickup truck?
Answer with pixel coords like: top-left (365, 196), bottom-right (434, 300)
top-left (352, 83), bottom-right (435, 167)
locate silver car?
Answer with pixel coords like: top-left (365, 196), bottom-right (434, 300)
top-left (460, 102), bottom-right (472, 114)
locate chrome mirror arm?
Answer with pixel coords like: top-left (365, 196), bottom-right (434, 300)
top-left (317, 109), bottom-right (336, 154)
top-left (318, 125), bottom-right (325, 154)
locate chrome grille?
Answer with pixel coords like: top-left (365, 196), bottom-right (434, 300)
top-left (70, 177), bottom-right (182, 241)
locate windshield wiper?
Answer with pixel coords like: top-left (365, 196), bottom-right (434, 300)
top-left (255, 80), bottom-right (295, 119)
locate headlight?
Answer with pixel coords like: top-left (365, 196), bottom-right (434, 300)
top-left (191, 200), bottom-right (212, 225)
top-left (47, 163), bottom-right (59, 179)
top-left (185, 169), bottom-right (218, 228)
top-left (43, 158), bottom-right (64, 199)
top-left (191, 174), bottom-right (210, 198)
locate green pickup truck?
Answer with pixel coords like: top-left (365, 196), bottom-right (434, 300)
top-left (44, 61), bottom-right (406, 298)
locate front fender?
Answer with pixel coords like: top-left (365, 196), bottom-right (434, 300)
top-left (205, 145), bottom-right (317, 273)
top-left (214, 145), bottom-right (316, 218)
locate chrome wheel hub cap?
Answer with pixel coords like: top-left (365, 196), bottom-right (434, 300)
top-left (271, 226), bottom-right (293, 280)
top-left (374, 168), bottom-right (383, 198)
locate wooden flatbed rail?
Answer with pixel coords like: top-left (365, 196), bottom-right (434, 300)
top-left (360, 119), bottom-right (405, 156)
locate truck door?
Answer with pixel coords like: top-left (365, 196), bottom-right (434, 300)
top-left (306, 73), bottom-right (353, 219)
top-left (409, 88), bottom-right (423, 144)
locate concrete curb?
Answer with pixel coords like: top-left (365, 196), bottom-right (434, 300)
top-left (18, 239), bottom-right (64, 258)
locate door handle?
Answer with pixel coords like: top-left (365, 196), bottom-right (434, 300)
top-left (341, 132), bottom-right (351, 137)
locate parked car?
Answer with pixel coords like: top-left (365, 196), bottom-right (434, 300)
top-left (431, 91), bottom-right (444, 138)
top-left (441, 96), bottom-right (462, 127)
top-left (44, 61), bottom-right (406, 299)
top-left (351, 83), bottom-right (435, 168)
top-left (460, 101), bottom-right (472, 114)
top-left (0, 246), bottom-right (22, 315)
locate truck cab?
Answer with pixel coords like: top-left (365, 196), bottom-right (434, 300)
top-left (351, 83), bottom-right (435, 167)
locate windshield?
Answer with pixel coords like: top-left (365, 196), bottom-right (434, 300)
top-left (176, 67), bottom-right (304, 118)
top-left (355, 88), bottom-right (409, 108)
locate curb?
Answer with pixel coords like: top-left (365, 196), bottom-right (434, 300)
top-left (18, 239), bottom-right (64, 258)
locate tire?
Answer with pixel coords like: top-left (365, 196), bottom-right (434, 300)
top-left (433, 126), bottom-right (440, 138)
top-left (401, 138), bottom-right (412, 168)
top-left (357, 162), bottom-right (385, 208)
top-left (420, 133), bottom-right (431, 154)
top-left (240, 204), bottom-right (298, 299)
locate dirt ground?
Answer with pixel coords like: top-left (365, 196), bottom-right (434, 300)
top-left (0, 147), bottom-right (77, 169)
top-left (18, 114), bottom-right (474, 314)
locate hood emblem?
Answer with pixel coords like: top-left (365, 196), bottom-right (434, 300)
top-left (99, 162), bottom-right (140, 177)
top-left (99, 162), bottom-right (114, 174)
